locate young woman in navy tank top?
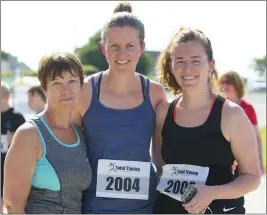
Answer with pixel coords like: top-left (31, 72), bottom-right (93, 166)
top-left (151, 27), bottom-right (261, 214)
top-left (71, 2), bottom-right (167, 213)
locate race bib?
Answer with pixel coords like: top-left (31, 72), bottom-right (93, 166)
top-left (157, 164), bottom-right (209, 201)
top-left (1, 135), bottom-right (8, 153)
top-left (96, 159), bottom-right (151, 200)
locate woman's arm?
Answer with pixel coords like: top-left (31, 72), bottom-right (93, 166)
top-left (183, 101), bottom-right (261, 214)
top-left (151, 99), bottom-right (169, 173)
top-left (213, 101), bottom-right (261, 199)
top-left (71, 77), bottom-right (94, 129)
top-left (3, 123), bottom-right (41, 214)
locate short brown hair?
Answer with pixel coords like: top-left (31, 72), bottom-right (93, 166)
top-left (158, 27), bottom-right (218, 95)
top-left (37, 52), bottom-right (84, 90)
top-left (217, 71), bottom-right (246, 98)
top-left (28, 85), bottom-right (46, 102)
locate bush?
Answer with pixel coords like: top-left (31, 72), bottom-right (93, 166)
top-left (78, 30), bottom-right (155, 76)
top-left (21, 71), bottom-right (37, 77)
top-left (1, 72), bottom-right (14, 78)
top-left (83, 64), bottom-right (99, 77)
top-left (1, 72), bottom-right (14, 85)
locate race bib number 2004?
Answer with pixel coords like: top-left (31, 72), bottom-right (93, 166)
top-left (157, 164), bottom-right (209, 202)
top-left (96, 159), bottom-right (151, 200)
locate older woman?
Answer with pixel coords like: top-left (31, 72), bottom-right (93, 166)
top-left (218, 71), bottom-right (264, 174)
top-left (3, 52), bottom-right (92, 214)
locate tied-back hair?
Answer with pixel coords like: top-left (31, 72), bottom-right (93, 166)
top-left (158, 27), bottom-right (219, 95)
top-left (101, 2), bottom-right (145, 44)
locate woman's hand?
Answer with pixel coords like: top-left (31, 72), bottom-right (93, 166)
top-left (231, 160), bottom-right (238, 175)
top-left (182, 184), bottom-right (216, 214)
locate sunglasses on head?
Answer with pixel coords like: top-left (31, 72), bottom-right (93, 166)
top-left (221, 80), bottom-right (233, 86)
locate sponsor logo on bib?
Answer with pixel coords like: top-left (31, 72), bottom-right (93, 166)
top-left (171, 166), bottom-right (199, 177)
top-left (108, 162), bottom-right (141, 173)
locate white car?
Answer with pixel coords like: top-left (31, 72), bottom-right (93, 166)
top-left (250, 80), bottom-right (266, 92)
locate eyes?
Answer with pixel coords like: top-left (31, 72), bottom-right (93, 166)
top-left (110, 44), bottom-right (135, 50)
top-left (126, 44), bottom-right (134, 48)
top-left (52, 79), bottom-right (77, 86)
top-left (175, 60), bottom-right (201, 65)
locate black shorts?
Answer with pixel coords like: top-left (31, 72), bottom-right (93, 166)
top-left (153, 193), bottom-right (245, 214)
top-left (1, 153), bottom-right (7, 197)
top-left (208, 198), bottom-right (245, 214)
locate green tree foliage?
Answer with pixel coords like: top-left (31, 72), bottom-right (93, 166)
top-left (253, 55), bottom-right (266, 76)
top-left (77, 30), bottom-right (155, 75)
top-left (1, 50), bottom-right (10, 61)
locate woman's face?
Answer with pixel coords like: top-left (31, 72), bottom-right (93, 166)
top-left (44, 70), bottom-right (82, 113)
top-left (170, 40), bottom-right (214, 92)
top-left (102, 26), bottom-right (145, 74)
top-left (27, 92), bottom-right (43, 111)
top-left (219, 82), bottom-right (237, 101)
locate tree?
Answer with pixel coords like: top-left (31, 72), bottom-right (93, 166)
top-left (77, 30), bottom-right (155, 75)
top-left (252, 55), bottom-right (266, 76)
top-left (1, 50), bottom-right (10, 61)
top-left (78, 31), bottom-right (108, 73)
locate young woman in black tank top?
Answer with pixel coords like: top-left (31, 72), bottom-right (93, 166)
top-left (151, 27), bottom-right (261, 214)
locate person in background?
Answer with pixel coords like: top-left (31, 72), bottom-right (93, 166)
top-left (3, 52), bottom-right (92, 214)
top-left (218, 71), bottom-right (264, 174)
top-left (27, 85), bottom-right (46, 114)
top-left (152, 27), bottom-right (261, 214)
top-left (1, 81), bottom-right (26, 213)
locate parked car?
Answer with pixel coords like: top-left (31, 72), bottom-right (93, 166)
top-left (250, 80), bottom-right (266, 92)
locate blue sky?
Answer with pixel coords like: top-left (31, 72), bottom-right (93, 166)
top-left (1, 1), bottom-right (266, 78)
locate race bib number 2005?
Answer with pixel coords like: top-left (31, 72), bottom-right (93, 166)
top-left (96, 159), bottom-right (151, 200)
top-left (157, 164), bottom-right (209, 202)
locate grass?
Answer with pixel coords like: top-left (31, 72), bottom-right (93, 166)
top-left (260, 127), bottom-right (266, 173)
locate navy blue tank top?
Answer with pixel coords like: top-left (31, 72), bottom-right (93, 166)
top-left (82, 73), bottom-right (158, 213)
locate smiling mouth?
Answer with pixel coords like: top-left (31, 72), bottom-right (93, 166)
top-left (60, 97), bottom-right (73, 102)
top-left (182, 75), bottom-right (198, 80)
top-left (115, 60), bottom-right (130, 65)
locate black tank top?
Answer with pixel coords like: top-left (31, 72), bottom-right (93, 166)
top-left (153, 95), bottom-right (245, 214)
